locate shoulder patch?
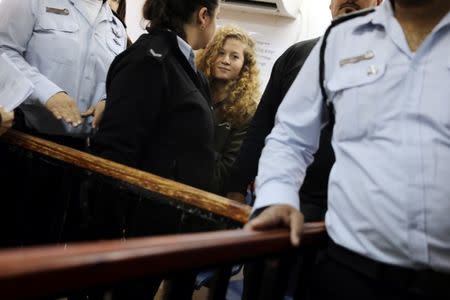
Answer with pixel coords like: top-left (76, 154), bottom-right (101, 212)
top-left (143, 34), bottom-right (169, 61)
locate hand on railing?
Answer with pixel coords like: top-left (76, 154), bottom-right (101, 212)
top-left (245, 204), bottom-right (304, 246)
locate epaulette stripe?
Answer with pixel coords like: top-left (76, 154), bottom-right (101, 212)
top-left (319, 8), bottom-right (376, 102)
top-left (319, 8), bottom-right (376, 100)
top-left (319, 8), bottom-right (375, 126)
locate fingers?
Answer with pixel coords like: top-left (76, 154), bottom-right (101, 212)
top-left (67, 100), bottom-right (82, 126)
top-left (245, 208), bottom-right (281, 231)
top-left (0, 106), bottom-right (14, 131)
top-left (289, 210), bottom-right (304, 246)
top-left (245, 205), bottom-right (304, 247)
top-left (92, 100), bottom-right (105, 129)
top-left (46, 92), bottom-right (82, 127)
top-left (81, 107), bottom-right (95, 117)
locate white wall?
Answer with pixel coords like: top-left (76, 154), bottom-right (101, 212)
top-left (125, 0), bottom-right (147, 42)
top-left (124, 0), bottom-right (333, 89)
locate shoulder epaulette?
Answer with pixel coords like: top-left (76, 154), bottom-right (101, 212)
top-left (144, 34), bottom-right (169, 62)
top-left (319, 7), bottom-right (376, 125)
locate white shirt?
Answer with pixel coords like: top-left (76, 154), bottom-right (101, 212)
top-left (254, 1), bottom-right (450, 272)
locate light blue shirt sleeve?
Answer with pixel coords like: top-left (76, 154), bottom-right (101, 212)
top-left (253, 41), bottom-right (325, 213)
top-left (0, 0), bottom-right (63, 106)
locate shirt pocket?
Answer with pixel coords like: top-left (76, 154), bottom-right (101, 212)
top-left (327, 60), bottom-right (386, 142)
top-left (34, 8), bottom-right (79, 65)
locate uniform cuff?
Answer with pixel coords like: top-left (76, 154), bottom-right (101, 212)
top-left (33, 78), bottom-right (64, 106)
top-left (252, 181), bottom-right (300, 213)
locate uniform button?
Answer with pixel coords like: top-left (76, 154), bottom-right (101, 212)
top-left (367, 65), bottom-right (378, 76)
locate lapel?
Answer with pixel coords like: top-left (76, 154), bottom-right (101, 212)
top-left (68, 0), bottom-right (87, 23)
top-left (68, 0), bottom-right (112, 26)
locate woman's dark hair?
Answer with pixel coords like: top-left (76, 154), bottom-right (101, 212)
top-left (116, 0), bottom-right (127, 22)
top-left (143, 0), bottom-right (219, 38)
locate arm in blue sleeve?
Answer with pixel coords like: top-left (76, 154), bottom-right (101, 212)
top-left (0, 0), bottom-right (63, 105)
top-left (253, 42), bottom-right (325, 212)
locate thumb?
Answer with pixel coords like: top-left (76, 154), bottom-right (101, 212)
top-left (81, 106), bottom-right (95, 117)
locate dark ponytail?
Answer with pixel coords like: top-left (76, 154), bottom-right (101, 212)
top-left (143, 0), bottom-right (218, 39)
top-left (116, 0), bottom-right (127, 22)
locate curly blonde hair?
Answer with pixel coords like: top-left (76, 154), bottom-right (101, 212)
top-left (197, 25), bottom-right (260, 127)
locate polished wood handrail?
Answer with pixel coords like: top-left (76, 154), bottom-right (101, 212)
top-left (0, 223), bottom-right (326, 299)
top-left (1, 129), bottom-right (251, 223)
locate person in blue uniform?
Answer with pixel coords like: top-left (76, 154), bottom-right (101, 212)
top-left (0, 0), bottom-right (127, 141)
top-left (0, 0), bottom-right (127, 246)
top-left (247, 0), bottom-right (450, 299)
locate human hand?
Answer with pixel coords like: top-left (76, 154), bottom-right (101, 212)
top-left (227, 192), bottom-right (246, 204)
top-left (81, 99), bottom-right (106, 129)
top-left (0, 106), bottom-right (14, 136)
top-left (46, 92), bottom-right (82, 127)
top-left (245, 204), bottom-right (304, 246)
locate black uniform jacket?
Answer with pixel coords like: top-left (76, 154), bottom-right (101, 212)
top-left (92, 29), bottom-right (215, 191)
top-left (226, 38), bottom-right (335, 221)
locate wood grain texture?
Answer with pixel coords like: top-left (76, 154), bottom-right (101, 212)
top-left (0, 223), bottom-right (327, 299)
top-left (1, 130), bottom-right (251, 223)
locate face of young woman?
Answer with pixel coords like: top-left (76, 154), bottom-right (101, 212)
top-left (213, 38), bottom-right (246, 81)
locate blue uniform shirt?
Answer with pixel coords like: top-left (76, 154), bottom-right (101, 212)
top-left (254, 1), bottom-right (450, 272)
top-left (0, 0), bottom-right (126, 137)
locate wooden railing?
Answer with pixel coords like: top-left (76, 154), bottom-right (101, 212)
top-left (0, 223), bottom-right (326, 299)
top-left (0, 129), bottom-right (328, 299)
top-left (0, 129), bottom-right (251, 224)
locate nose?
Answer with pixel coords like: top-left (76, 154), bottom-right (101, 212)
top-left (221, 55), bottom-right (231, 65)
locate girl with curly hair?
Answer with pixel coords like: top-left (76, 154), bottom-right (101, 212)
top-left (197, 25), bottom-right (260, 196)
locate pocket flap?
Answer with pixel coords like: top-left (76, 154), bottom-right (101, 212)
top-left (327, 59), bottom-right (385, 92)
top-left (38, 10), bottom-right (79, 32)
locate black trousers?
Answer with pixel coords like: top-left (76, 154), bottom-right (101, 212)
top-left (242, 202), bottom-right (326, 300)
top-left (311, 241), bottom-right (450, 300)
top-left (3, 110), bottom-right (88, 247)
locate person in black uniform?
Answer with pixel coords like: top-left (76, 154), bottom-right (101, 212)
top-left (92, 0), bottom-right (219, 194)
top-left (90, 0), bottom-right (220, 298)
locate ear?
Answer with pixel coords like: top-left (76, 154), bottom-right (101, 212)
top-left (197, 7), bottom-right (209, 28)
